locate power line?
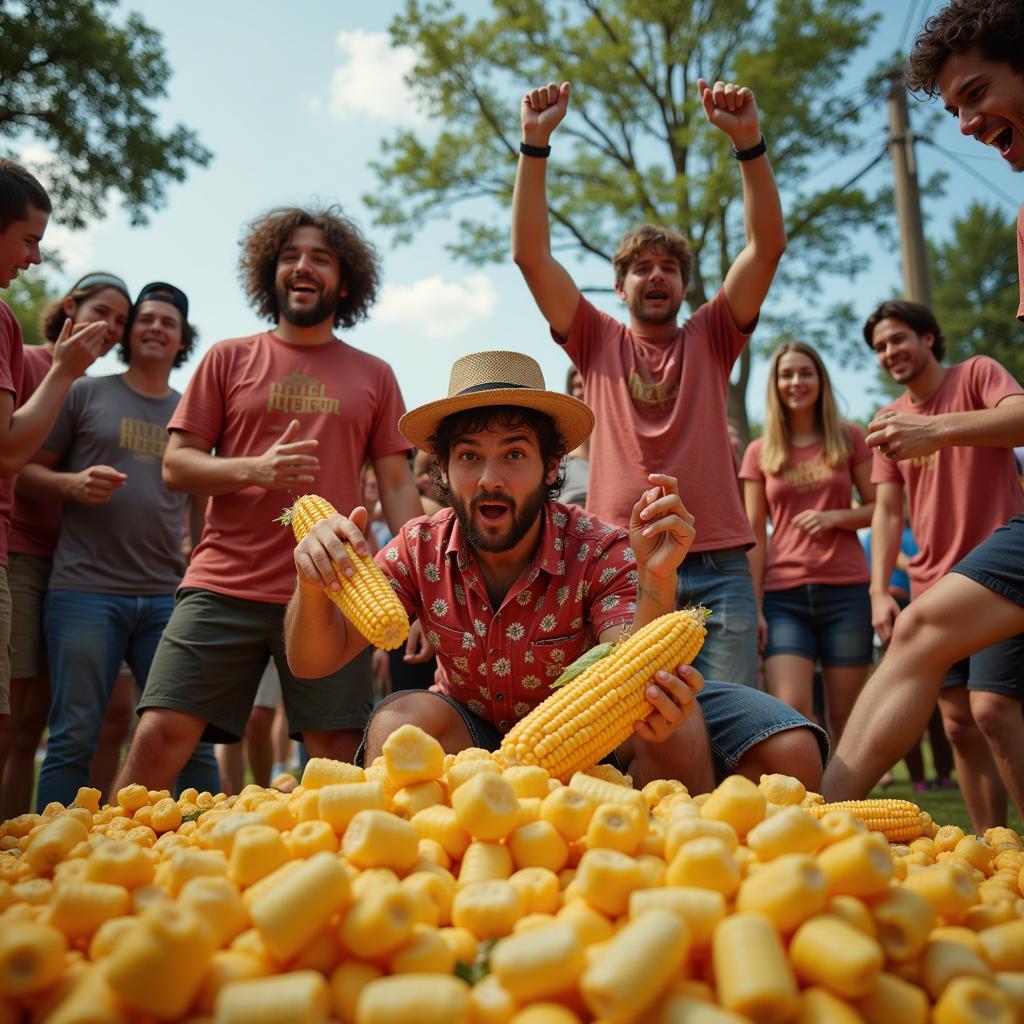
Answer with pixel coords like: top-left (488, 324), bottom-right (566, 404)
top-left (920, 139), bottom-right (1020, 210)
top-left (897, 0), bottom-right (926, 55)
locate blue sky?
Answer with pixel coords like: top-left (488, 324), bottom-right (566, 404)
top-left (20, 0), bottom-right (1021, 426)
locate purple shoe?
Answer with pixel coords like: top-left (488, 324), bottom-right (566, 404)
top-left (911, 781), bottom-right (930, 793)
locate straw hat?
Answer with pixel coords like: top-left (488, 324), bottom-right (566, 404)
top-left (399, 350), bottom-right (594, 455)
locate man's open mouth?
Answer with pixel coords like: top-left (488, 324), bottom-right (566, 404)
top-left (289, 279), bottom-right (319, 295)
top-left (981, 123), bottom-right (1014, 154)
top-left (476, 502), bottom-right (510, 522)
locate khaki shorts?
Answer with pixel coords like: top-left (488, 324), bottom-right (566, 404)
top-left (8, 553), bottom-right (50, 679)
top-left (0, 565), bottom-right (10, 713)
top-left (137, 588), bottom-right (373, 743)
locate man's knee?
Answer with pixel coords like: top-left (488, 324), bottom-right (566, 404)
top-left (969, 692), bottom-right (1023, 749)
top-left (366, 693), bottom-right (471, 758)
top-left (131, 708), bottom-right (203, 759)
top-left (736, 727), bottom-right (823, 791)
top-left (938, 693), bottom-right (981, 749)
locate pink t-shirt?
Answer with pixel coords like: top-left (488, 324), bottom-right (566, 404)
top-left (9, 346), bottom-right (60, 559)
top-left (171, 332), bottom-right (410, 604)
top-left (378, 503), bottom-right (635, 732)
top-left (1017, 204), bottom-right (1023, 321)
top-left (558, 292), bottom-right (754, 550)
top-left (0, 301), bottom-right (25, 566)
top-left (872, 356), bottom-right (1024, 595)
top-left (739, 425), bottom-right (871, 590)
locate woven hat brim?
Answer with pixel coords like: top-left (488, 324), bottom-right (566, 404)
top-left (399, 388), bottom-right (594, 455)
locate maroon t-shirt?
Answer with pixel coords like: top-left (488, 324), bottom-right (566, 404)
top-left (0, 301), bottom-right (25, 565)
top-left (1017, 203), bottom-right (1023, 322)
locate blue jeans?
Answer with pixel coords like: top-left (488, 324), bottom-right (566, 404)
top-left (676, 547), bottom-right (758, 688)
top-left (38, 590), bottom-right (220, 809)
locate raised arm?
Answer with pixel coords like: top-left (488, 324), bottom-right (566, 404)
top-left (700, 79), bottom-right (787, 332)
top-left (162, 419), bottom-right (320, 496)
top-left (511, 81), bottom-right (582, 339)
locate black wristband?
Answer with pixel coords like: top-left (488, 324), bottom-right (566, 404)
top-left (520, 141), bottom-right (551, 158)
top-left (732, 135), bottom-right (767, 161)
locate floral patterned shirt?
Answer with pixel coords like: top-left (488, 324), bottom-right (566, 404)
top-left (377, 502), bottom-right (637, 732)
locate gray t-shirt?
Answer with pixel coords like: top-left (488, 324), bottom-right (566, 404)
top-left (45, 374), bottom-right (187, 595)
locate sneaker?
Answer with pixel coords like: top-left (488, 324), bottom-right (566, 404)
top-left (911, 781), bottom-right (930, 793)
top-left (934, 777), bottom-right (958, 790)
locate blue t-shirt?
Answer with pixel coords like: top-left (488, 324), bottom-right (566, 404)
top-left (861, 526), bottom-right (918, 594)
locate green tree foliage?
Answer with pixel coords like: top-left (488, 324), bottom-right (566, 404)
top-left (3, 273), bottom-right (58, 347)
top-left (0, 0), bottom-right (211, 228)
top-left (929, 200), bottom-right (1022, 383)
top-left (366, 0), bottom-right (893, 432)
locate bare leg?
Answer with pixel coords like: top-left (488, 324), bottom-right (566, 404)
top-left (736, 727), bottom-right (823, 792)
top-left (619, 703), bottom-right (715, 793)
top-left (937, 686), bottom-right (1007, 831)
top-left (764, 653), bottom-right (816, 721)
top-left (304, 729), bottom-right (363, 765)
top-left (928, 707), bottom-right (955, 781)
top-left (363, 691), bottom-right (473, 764)
top-left (216, 743), bottom-right (244, 795)
top-left (91, 671), bottom-right (135, 800)
top-left (113, 708), bottom-right (207, 793)
top-left (244, 705), bottom-right (276, 787)
top-left (823, 573), bottom-right (1024, 803)
top-left (820, 663), bottom-right (870, 745)
top-left (969, 690), bottom-right (1024, 821)
top-left (271, 702), bottom-right (292, 768)
top-left (0, 675), bottom-right (50, 818)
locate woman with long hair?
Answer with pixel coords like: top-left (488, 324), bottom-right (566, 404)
top-left (740, 341), bottom-right (875, 743)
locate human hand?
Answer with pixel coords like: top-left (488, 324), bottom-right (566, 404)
top-left (66, 464), bottom-right (127, 504)
top-left (698, 78), bottom-right (761, 149)
top-left (293, 504), bottom-right (369, 594)
top-left (51, 318), bottom-right (108, 381)
top-left (866, 410), bottom-right (942, 462)
top-left (521, 81), bottom-right (570, 146)
top-left (871, 590), bottom-right (901, 645)
top-left (403, 618), bottom-right (435, 664)
top-left (251, 419), bottom-right (320, 490)
top-left (792, 508), bottom-right (839, 536)
top-left (634, 663), bottom-right (704, 744)
top-left (757, 610), bottom-right (768, 654)
top-left (629, 473), bottom-right (696, 583)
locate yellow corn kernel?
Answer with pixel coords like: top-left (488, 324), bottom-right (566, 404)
top-left (790, 913), bottom-right (884, 999)
top-left (200, 810), bottom-right (264, 853)
top-left (796, 987), bottom-right (863, 1024)
top-left (351, 867), bottom-right (399, 900)
top-left (248, 850), bottom-right (351, 962)
top-left (417, 837), bottom-right (452, 871)
top-left (178, 874), bottom-right (249, 947)
top-left (817, 831), bottom-right (894, 897)
top-left (855, 970), bottom-right (929, 1024)
top-left (284, 494), bottom-right (410, 649)
top-left (994, 973), bottom-right (1024, 1020)
top-left (806, 798), bottom-right (927, 843)
top-left (292, 924), bottom-right (345, 975)
top-left (573, 848), bottom-right (647, 918)
top-left (629, 886), bottom-right (725, 954)
top-left (459, 841), bottom-right (514, 886)
top-left (978, 920), bottom-right (1024, 972)
top-left (43, 965), bottom-right (126, 1024)
top-left (48, 879), bottom-right (131, 941)
top-left (713, 912), bottom-right (798, 1022)
top-left (230, 926), bottom-right (274, 964)
top-left (0, 920), bottom-right (67, 997)
top-left (115, 784), bottom-right (150, 814)
top-left (643, 777), bottom-right (687, 809)
top-left (402, 870), bottom-right (454, 927)
top-left (329, 961), bottom-right (384, 1024)
top-left (735, 853), bottom-right (828, 934)
top-left (468, 972), bottom-right (518, 1024)
top-left (451, 880), bottom-right (526, 940)
top-left (382, 723), bottom-right (445, 789)
top-left (12, 877), bottom-right (52, 905)
top-left (339, 885), bottom-right (417, 958)
top-left (445, 758), bottom-right (502, 795)
top-left (392, 780), bottom-right (445, 819)
top-left (745, 805), bottom-right (825, 861)
top-left (506, 820), bottom-right (570, 873)
top-left (193, 949), bottom-right (269, 1015)
top-left (88, 915), bottom-right (138, 962)
top-left (932, 925), bottom-right (985, 955)
top-left (902, 863), bottom-right (979, 923)
top-left (300, 757), bottom-right (365, 789)
top-left (287, 819), bottom-right (338, 859)
top-left (654, 993), bottom-right (750, 1022)
top-left (229, 824), bottom-right (290, 887)
top-left (355, 973), bottom-right (470, 1024)
top-left (503, 765), bottom-right (551, 799)
top-left (540, 786), bottom-right (594, 844)
top-left (131, 882), bottom-right (170, 914)
top-left (387, 923), bottom-right (455, 975)
top-left (71, 787), bottom-right (102, 814)
top-left (665, 817), bottom-right (739, 862)
top-left (105, 902), bottom-right (216, 1018)
top-left (653, 792), bottom-right (696, 822)
top-left (240, 859), bottom-right (305, 910)
top-left (934, 824), bottom-right (967, 853)
top-left (932, 975), bottom-right (1014, 1024)
top-left (213, 969), bottom-right (329, 1024)
top-left (665, 836), bottom-right (740, 898)
top-left (568, 772), bottom-right (648, 817)
top-left (584, 802), bottom-right (646, 857)
top-left (700, 776), bottom-right (766, 837)
top-left (411, 804), bottom-right (471, 861)
top-left (451, 771), bottom-right (522, 842)
top-left (964, 902), bottom-right (1020, 931)
top-left (52, 856), bottom-right (89, 884)
top-left (342, 809), bottom-right (419, 873)
top-left (24, 815), bottom-right (90, 875)
top-left (158, 848), bottom-right (228, 895)
top-left (759, 773), bottom-right (807, 806)
top-left (872, 885), bottom-right (937, 962)
top-left (509, 866), bottom-right (562, 916)
top-left (492, 920), bottom-right (585, 1002)
top-left (317, 781), bottom-right (388, 834)
top-left (253, 797), bottom-right (295, 833)
top-left (922, 938), bottom-right (994, 1001)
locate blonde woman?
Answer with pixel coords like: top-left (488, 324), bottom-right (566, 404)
top-left (740, 342), bottom-right (875, 742)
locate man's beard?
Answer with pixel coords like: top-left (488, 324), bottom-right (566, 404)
top-left (451, 480), bottom-right (547, 553)
top-left (277, 284), bottom-right (336, 328)
top-left (630, 295), bottom-right (682, 326)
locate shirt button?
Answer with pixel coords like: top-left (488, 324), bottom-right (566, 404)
top-left (495, 693), bottom-right (504, 701)
top-left (499, 720), bottom-right (508, 729)
top-left (482, 603), bottom-right (489, 611)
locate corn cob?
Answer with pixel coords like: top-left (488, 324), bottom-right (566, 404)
top-left (496, 609), bottom-right (708, 782)
top-left (806, 799), bottom-right (928, 843)
top-left (280, 494), bottom-right (409, 651)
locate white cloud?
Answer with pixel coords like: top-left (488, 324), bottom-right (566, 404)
top-left (375, 273), bottom-right (498, 338)
top-left (329, 30), bottom-right (423, 123)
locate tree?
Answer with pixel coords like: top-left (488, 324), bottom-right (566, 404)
top-left (0, 0), bottom-right (211, 228)
top-left (366, 0), bottom-right (894, 433)
top-left (929, 200), bottom-right (1022, 383)
top-left (4, 274), bottom-right (58, 347)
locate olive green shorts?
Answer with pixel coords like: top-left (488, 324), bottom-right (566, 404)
top-left (136, 588), bottom-right (373, 743)
top-left (8, 552), bottom-right (50, 679)
top-left (0, 565), bottom-right (11, 714)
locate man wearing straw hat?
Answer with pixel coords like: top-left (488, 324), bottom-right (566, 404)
top-left (286, 351), bottom-right (826, 790)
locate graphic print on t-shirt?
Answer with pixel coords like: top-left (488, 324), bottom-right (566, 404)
top-left (910, 452), bottom-right (938, 472)
top-left (781, 454), bottom-right (833, 492)
top-left (627, 368), bottom-right (678, 412)
top-left (266, 371), bottom-right (341, 416)
top-left (119, 418), bottom-right (169, 463)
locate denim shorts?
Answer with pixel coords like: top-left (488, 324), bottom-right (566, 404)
top-left (763, 582), bottom-right (873, 666)
top-left (357, 682), bottom-right (828, 786)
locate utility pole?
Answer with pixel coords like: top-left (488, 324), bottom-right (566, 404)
top-left (887, 69), bottom-right (933, 307)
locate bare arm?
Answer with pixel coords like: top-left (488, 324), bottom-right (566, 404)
top-left (0, 320), bottom-right (108, 477)
top-left (791, 460), bottom-right (877, 536)
top-left (17, 450), bottom-right (127, 504)
top-left (698, 79), bottom-right (787, 332)
top-left (163, 419), bottom-right (320, 496)
top-left (374, 451), bottom-right (426, 536)
top-left (869, 481), bottom-right (904, 645)
top-left (510, 81), bottom-right (582, 339)
top-left (743, 478), bottom-right (768, 607)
